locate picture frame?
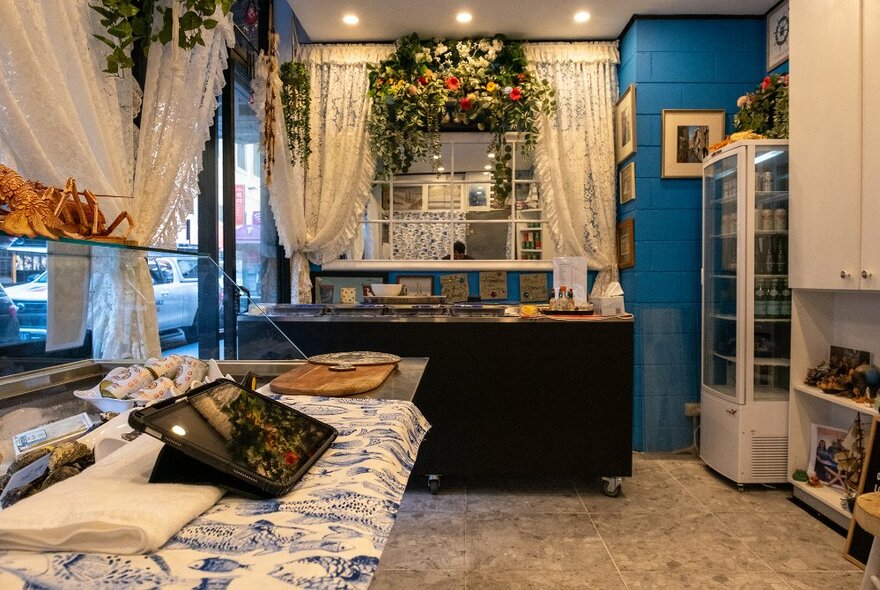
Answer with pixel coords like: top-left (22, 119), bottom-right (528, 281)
top-left (619, 161), bottom-right (636, 204)
top-left (661, 109), bottom-right (726, 178)
top-left (311, 273), bottom-right (386, 303)
top-left (617, 218), bottom-right (635, 269)
top-left (398, 275), bottom-right (434, 296)
top-left (614, 84), bottom-right (637, 165)
top-left (766, 0), bottom-right (790, 71)
top-left (807, 423), bottom-right (849, 491)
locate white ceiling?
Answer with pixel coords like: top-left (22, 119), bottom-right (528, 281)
top-left (287, 0), bottom-right (778, 43)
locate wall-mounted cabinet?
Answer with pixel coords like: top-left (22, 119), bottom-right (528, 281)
top-left (790, 0), bottom-right (880, 291)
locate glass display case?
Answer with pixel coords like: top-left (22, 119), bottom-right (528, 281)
top-left (700, 140), bottom-right (790, 485)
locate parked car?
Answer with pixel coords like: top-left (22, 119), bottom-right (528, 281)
top-left (5, 256), bottom-right (201, 342)
top-left (0, 284), bottom-right (21, 344)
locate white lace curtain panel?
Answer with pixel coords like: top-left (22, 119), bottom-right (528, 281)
top-left (254, 42), bottom-right (393, 302)
top-left (0, 0), bottom-right (232, 358)
top-left (524, 42), bottom-right (621, 295)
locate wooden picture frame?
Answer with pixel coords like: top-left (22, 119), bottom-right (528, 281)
top-left (767, 0), bottom-right (790, 71)
top-left (661, 109), bottom-right (726, 178)
top-left (398, 275), bottom-right (434, 296)
top-left (846, 416), bottom-right (880, 568)
top-left (615, 84), bottom-right (637, 165)
top-left (617, 218), bottom-right (635, 269)
top-left (619, 161), bottom-right (636, 204)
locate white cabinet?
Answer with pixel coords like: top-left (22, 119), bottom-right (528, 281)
top-left (700, 140), bottom-right (790, 484)
top-left (789, 0), bottom-right (879, 290)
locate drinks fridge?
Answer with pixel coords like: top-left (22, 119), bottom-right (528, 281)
top-left (700, 140), bottom-right (790, 485)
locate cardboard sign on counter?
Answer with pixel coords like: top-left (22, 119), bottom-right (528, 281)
top-left (440, 273), bottom-right (469, 302)
top-left (479, 271), bottom-right (507, 300)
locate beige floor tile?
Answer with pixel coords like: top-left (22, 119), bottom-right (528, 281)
top-left (603, 533), bottom-right (771, 573)
top-left (591, 509), bottom-right (728, 538)
top-left (465, 570), bottom-right (627, 589)
top-left (370, 569), bottom-right (466, 589)
top-left (381, 512), bottom-right (466, 570)
top-left (400, 483), bottom-right (467, 514)
top-left (778, 571), bottom-right (865, 589)
top-left (464, 513), bottom-right (611, 572)
top-left (621, 571), bottom-right (790, 589)
top-left (466, 480), bottom-right (586, 515)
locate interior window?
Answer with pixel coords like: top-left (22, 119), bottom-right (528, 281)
top-left (356, 132), bottom-right (552, 261)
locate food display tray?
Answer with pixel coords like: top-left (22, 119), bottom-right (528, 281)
top-left (256, 303), bottom-right (326, 316)
top-left (539, 309), bottom-right (595, 316)
top-left (363, 295), bottom-right (447, 305)
top-left (449, 304), bottom-right (506, 317)
top-left (387, 305), bottom-right (448, 317)
top-left (328, 304), bottom-right (388, 316)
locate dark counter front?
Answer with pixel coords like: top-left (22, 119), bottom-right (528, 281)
top-left (238, 316), bottom-right (634, 481)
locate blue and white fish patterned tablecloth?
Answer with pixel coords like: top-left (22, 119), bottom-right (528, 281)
top-left (0, 396), bottom-right (430, 590)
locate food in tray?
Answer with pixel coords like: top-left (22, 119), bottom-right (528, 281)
top-left (99, 365), bottom-right (154, 399)
top-left (0, 441), bottom-right (95, 509)
top-left (0, 162), bottom-right (134, 241)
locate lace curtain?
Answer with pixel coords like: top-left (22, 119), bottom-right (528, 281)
top-left (254, 43), bottom-right (392, 302)
top-left (0, 1), bottom-right (232, 358)
top-left (524, 42), bottom-right (620, 295)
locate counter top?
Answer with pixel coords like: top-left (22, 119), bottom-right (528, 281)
top-left (241, 314), bottom-right (633, 324)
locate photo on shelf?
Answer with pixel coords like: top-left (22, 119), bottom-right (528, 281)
top-left (830, 346), bottom-right (871, 373)
top-left (808, 423), bottom-right (850, 490)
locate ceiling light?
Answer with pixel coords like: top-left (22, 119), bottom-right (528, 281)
top-left (437, 166), bottom-right (445, 172)
top-left (483, 171), bottom-right (491, 175)
top-left (456, 11), bottom-right (473, 23)
top-left (574, 11), bottom-right (591, 23)
top-left (342, 14), bottom-right (359, 25)
top-left (433, 154), bottom-right (441, 160)
top-left (487, 152), bottom-right (495, 159)
top-left (484, 164), bottom-right (492, 170)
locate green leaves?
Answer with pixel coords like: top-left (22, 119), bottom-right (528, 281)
top-left (90, 0), bottom-right (232, 75)
top-left (280, 61), bottom-right (312, 168)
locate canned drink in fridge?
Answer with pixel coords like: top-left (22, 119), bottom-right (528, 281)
top-left (774, 208), bottom-right (787, 231)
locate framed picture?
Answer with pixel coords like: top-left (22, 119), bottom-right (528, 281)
top-left (617, 218), bottom-right (635, 269)
top-left (619, 161), bottom-right (636, 204)
top-left (614, 84), bottom-right (637, 165)
top-left (398, 275), bottom-right (434, 296)
top-left (767, 0), bottom-right (790, 71)
top-left (808, 423), bottom-right (849, 490)
top-left (312, 273), bottom-right (385, 303)
top-left (661, 110), bottom-right (726, 178)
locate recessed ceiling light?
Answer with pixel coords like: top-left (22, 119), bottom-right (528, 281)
top-left (574, 11), bottom-right (590, 23)
top-left (487, 152), bottom-right (495, 158)
top-left (342, 14), bottom-right (359, 25)
top-left (456, 11), bottom-right (473, 23)
top-left (433, 154), bottom-right (441, 160)
top-left (437, 166), bottom-right (445, 172)
top-left (484, 164), bottom-right (492, 170)
top-left (483, 171), bottom-right (491, 176)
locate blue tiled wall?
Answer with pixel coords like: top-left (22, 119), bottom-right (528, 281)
top-left (618, 18), bottom-right (767, 451)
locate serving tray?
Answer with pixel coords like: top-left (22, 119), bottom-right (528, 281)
top-left (363, 295), bottom-right (447, 305)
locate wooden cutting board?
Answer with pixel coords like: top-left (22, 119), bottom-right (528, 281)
top-left (269, 362), bottom-right (397, 396)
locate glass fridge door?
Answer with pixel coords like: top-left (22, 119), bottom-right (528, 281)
top-left (751, 145), bottom-right (790, 401)
top-left (703, 150), bottom-right (744, 402)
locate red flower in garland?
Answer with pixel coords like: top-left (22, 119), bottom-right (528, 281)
top-left (509, 87), bottom-right (523, 101)
top-left (761, 76), bottom-right (772, 90)
top-left (284, 451), bottom-right (300, 465)
top-left (459, 97), bottom-right (473, 110)
top-left (445, 76), bottom-right (460, 91)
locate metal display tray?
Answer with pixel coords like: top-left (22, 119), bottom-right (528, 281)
top-left (387, 305), bottom-right (448, 317)
top-left (328, 304), bottom-right (388, 316)
top-left (363, 295), bottom-right (447, 305)
top-left (449, 304), bottom-right (507, 317)
top-left (255, 303), bottom-right (326, 316)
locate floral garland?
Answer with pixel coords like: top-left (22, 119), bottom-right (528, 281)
top-left (734, 73), bottom-right (789, 139)
top-left (367, 34), bottom-right (555, 203)
top-left (279, 61), bottom-right (312, 168)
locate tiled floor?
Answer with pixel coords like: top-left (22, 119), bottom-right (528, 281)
top-left (371, 454), bottom-right (862, 589)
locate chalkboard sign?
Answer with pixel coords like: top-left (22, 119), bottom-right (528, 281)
top-left (845, 416), bottom-right (880, 568)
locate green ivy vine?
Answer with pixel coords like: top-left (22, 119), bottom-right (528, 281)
top-left (89, 0), bottom-right (233, 75)
top-left (279, 61), bottom-right (312, 168)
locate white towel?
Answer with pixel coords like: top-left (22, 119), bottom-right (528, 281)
top-left (0, 435), bottom-right (223, 554)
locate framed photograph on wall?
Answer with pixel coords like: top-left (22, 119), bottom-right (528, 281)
top-left (767, 0), bottom-right (790, 71)
top-left (617, 218), bottom-right (635, 269)
top-left (661, 110), bottom-right (726, 178)
top-left (398, 275), bottom-right (434, 296)
top-left (614, 84), bottom-right (637, 165)
top-left (619, 161), bottom-right (636, 204)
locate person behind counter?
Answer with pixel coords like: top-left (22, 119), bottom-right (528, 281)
top-left (442, 241), bottom-right (473, 260)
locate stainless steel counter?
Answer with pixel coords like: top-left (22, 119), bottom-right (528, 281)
top-left (243, 314), bottom-right (632, 324)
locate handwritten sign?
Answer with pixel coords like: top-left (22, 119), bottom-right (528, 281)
top-left (519, 273), bottom-right (548, 303)
top-left (479, 271), bottom-right (507, 300)
top-left (440, 273), bottom-right (469, 303)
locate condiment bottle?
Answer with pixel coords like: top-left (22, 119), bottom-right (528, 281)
top-left (548, 291), bottom-right (557, 311)
top-left (567, 287), bottom-right (575, 311)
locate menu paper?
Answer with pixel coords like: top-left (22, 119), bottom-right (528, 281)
top-left (479, 271), bottom-right (507, 300)
top-left (519, 273), bottom-right (548, 303)
top-left (552, 257), bottom-right (589, 307)
top-left (440, 273), bottom-right (469, 302)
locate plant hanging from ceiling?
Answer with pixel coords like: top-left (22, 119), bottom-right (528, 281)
top-left (279, 61), bottom-right (312, 168)
top-left (367, 33), bottom-right (555, 202)
top-left (89, 0), bottom-right (234, 75)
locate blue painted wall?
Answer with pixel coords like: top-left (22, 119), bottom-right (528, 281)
top-left (617, 18), bottom-right (766, 451)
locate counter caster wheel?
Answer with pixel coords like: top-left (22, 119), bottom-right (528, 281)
top-left (427, 475), bottom-right (441, 495)
top-left (601, 477), bottom-right (622, 498)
